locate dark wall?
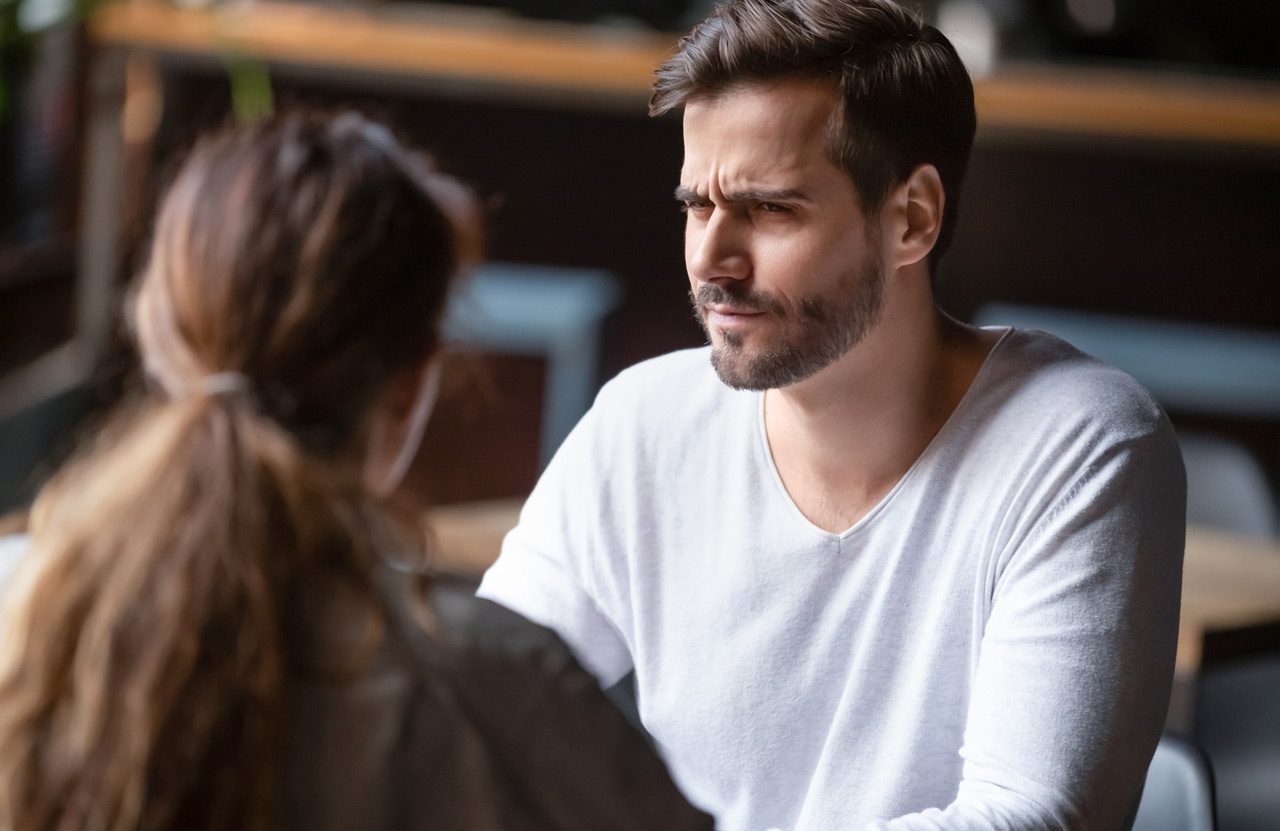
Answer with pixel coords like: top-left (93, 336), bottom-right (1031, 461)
top-left (938, 135), bottom-right (1280, 327)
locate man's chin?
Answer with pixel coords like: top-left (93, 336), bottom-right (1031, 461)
top-left (709, 344), bottom-right (772, 392)
top-left (709, 339), bottom-right (841, 392)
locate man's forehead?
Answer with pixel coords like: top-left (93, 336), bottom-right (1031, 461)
top-left (683, 78), bottom-right (840, 135)
top-left (679, 79), bottom-right (844, 194)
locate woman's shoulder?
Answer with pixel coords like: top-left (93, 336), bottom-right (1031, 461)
top-left (428, 576), bottom-right (576, 665)
top-left (421, 576), bottom-right (715, 831)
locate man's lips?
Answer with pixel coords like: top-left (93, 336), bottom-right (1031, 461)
top-left (704, 304), bottom-right (766, 328)
top-left (706, 304), bottom-right (764, 316)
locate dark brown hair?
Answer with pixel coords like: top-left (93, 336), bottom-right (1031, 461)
top-left (651, 0), bottom-right (976, 268)
top-left (0, 111), bottom-right (477, 830)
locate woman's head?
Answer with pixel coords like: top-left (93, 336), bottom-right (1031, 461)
top-left (0, 111), bottom-right (479, 830)
top-left (134, 110), bottom-right (476, 464)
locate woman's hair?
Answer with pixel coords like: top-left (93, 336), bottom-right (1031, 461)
top-left (0, 111), bottom-right (478, 830)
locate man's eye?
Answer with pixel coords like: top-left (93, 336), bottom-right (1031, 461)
top-left (758, 202), bottom-right (791, 214)
top-left (680, 201), bottom-right (712, 214)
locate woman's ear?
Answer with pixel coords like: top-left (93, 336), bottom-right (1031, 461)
top-left (364, 357), bottom-right (444, 498)
top-left (886, 163), bottom-right (944, 271)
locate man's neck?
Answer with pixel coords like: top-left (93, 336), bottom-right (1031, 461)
top-left (763, 297), bottom-right (996, 534)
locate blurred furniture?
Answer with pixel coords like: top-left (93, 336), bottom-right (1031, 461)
top-left (1195, 656), bottom-right (1280, 831)
top-left (1177, 529), bottom-right (1280, 677)
top-left (446, 263), bottom-right (620, 466)
top-left (973, 304), bottom-right (1280, 422)
top-left (1186, 508), bottom-right (1280, 831)
top-left (1132, 733), bottom-right (1218, 831)
top-left (0, 369), bottom-right (102, 514)
top-left (428, 497), bottom-right (527, 575)
top-left (1180, 434), bottom-right (1278, 539)
top-left (973, 303), bottom-right (1280, 539)
top-left (0, 26), bottom-right (84, 377)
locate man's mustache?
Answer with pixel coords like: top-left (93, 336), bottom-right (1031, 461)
top-left (692, 283), bottom-right (786, 318)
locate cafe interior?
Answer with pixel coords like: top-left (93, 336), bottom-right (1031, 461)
top-left (0, 0), bottom-right (1277, 828)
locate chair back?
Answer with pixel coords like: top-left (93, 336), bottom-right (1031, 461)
top-left (1132, 733), bottom-right (1217, 831)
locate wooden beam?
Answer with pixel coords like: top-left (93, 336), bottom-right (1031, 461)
top-left (90, 1), bottom-right (1280, 146)
top-left (89, 0), bottom-right (675, 100)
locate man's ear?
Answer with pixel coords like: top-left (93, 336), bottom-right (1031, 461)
top-left (885, 164), bottom-right (944, 270)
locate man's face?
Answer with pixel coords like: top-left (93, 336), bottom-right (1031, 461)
top-left (680, 78), bottom-right (886, 391)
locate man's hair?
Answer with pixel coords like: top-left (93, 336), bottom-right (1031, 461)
top-left (651, 0), bottom-right (976, 269)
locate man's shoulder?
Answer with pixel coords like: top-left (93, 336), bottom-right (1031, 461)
top-left (984, 328), bottom-right (1171, 440)
top-left (592, 346), bottom-right (725, 416)
top-left (603, 346), bottom-right (714, 392)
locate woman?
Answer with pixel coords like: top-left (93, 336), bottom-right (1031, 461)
top-left (0, 112), bottom-right (711, 831)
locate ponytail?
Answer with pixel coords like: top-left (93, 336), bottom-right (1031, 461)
top-left (0, 390), bottom-right (392, 830)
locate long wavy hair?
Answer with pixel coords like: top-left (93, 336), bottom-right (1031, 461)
top-left (0, 111), bottom-right (478, 830)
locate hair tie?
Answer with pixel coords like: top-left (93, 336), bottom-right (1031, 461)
top-left (196, 371), bottom-right (252, 398)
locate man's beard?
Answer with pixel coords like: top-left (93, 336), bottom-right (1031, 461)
top-left (691, 254), bottom-right (886, 391)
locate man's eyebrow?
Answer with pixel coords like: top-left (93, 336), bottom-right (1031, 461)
top-left (673, 185), bottom-right (811, 203)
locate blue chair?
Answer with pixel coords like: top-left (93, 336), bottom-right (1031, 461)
top-left (1132, 733), bottom-right (1218, 831)
top-left (443, 263), bottom-right (621, 468)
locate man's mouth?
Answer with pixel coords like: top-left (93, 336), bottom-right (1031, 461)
top-left (704, 304), bottom-right (767, 331)
top-left (705, 303), bottom-right (764, 317)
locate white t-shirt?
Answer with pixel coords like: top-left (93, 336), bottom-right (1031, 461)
top-left (479, 328), bottom-right (1185, 831)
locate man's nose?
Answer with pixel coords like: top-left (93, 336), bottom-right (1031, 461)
top-left (687, 211), bottom-right (749, 283)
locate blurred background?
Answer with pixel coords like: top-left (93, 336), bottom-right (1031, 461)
top-left (0, 0), bottom-right (1278, 828)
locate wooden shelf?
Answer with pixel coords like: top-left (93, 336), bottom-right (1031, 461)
top-left (89, 0), bottom-right (677, 104)
top-left (90, 0), bottom-right (1280, 145)
top-left (974, 65), bottom-right (1280, 148)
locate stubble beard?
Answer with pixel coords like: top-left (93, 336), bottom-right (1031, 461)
top-left (692, 254), bottom-right (886, 392)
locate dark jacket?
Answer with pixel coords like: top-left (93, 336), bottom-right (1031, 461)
top-left (283, 568), bottom-right (714, 831)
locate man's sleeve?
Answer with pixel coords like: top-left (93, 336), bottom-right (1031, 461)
top-left (477, 404), bottom-right (634, 688)
top-left (871, 428), bottom-right (1186, 830)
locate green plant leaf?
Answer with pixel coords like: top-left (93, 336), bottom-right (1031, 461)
top-left (223, 51), bottom-right (273, 122)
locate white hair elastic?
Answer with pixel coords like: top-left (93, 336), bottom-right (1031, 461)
top-left (195, 371), bottom-right (252, 397)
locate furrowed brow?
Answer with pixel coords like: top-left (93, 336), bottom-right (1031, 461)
top-left (673, 186), bottom-right (811, 204)
top-left (724, 188), bottom-right (811, 204)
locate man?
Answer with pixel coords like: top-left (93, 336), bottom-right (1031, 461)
top-left (479, 0), bottom-right (1185, 828)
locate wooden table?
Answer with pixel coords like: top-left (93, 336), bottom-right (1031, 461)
top-left (428, 497), bottom-right (525, 577)
top-left (1179, 526), bottom-right (1280, 673)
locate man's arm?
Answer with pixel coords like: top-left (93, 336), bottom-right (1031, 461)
top-left (477, 401), bottom-right (634, 688)
top-left (870, 432), bottom-right (1185, 830)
